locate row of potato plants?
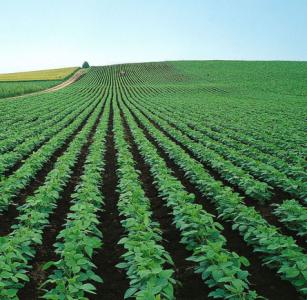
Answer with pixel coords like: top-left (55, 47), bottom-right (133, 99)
top-left (174, 113), bottom-right (305, 183)
top-left (113, 98), bottom-right (176, 299)
top-left (0, 92), bottom-right (63, 127)
top-left (0, 101), bottom-right (75, 154)
top-left (130, 99), bottom-right (272, 203)
top-left (136, 85), bottom-right (304, 165)
top-left (133, 95), bottom-right (305, 202)
top-left (134, 96), bottom-right (304, 183)
top-left (133, 84), bottom-right (306, 184)
top-left (0, 98), bottom-right (104, 299)
top-left (0, 96), bottom-right (102, 213)
top-left (123, 97), bottom-right (307, 296)
top-left (0, 67), bottom-right (91, 118)
top-left (0, 90), bottom-right (100, 176)
top-left (117, 93), bottom-right (259, 300)
top-left (118, 67), bottom-right (305, 171)
top-left (156, 96), bottom-right (304, 167)
top-left (0, 86), bottom-right (84, 134)
top-left (0, 87), bottom-right (91, 154)
top-left (3, 83), bottom-right (101, 132)
top-left (273, 200), bottom-right (307, 238)
top-left (0, 67), bottom-right (99, 135)
top-left (42, 98), bottom-right (110, 299)
top-left (157, 83), bottom-right (305, 146)
top-left (180, 101), bottom-right (305, 161)
top-left (130, 90), bottom-right (305, 199)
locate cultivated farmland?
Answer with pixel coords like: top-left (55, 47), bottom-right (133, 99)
top-left (0, 67), bottom-right (79, 98)
top-left (0, 61), bottom-right (306, 300)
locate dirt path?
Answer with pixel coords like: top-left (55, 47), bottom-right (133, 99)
top-left (5, 68), bottom-right (87, 100)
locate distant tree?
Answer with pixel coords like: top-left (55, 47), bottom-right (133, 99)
top-left (82, 61), bottom-right (90, 68)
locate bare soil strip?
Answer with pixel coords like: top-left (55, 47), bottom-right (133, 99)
top-left (90, 100), bottom-right (129, 300)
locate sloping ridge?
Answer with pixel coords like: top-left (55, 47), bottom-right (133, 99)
top-left (4, 68), bottom-right (87, 100)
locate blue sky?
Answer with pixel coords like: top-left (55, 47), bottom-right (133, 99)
top-left (1, 0), bottom-right (307, 72)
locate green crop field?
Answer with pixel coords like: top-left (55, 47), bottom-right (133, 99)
top-left (0, 67), bottom-right (79, 99)
top-left (0, 81), bottom-right (61, 99)
top-left (0, 61), bottom-right (306, 300)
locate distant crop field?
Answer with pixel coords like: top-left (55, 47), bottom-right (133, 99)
top-left (0, 61), bottom-right (306, 300)
top-left (0, 80), bottom-right (60, 99)
top-left (0, 67), bottom-right (79, 98)
top-left (0, 67), bottom-right (78, 81)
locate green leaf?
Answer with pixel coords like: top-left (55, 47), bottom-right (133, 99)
top-left (286, 268), bottom-right (300, 278)
top-left (85, 245), bottom-right (93, 257)
top-left (212, 270), bottom-right (223, 282)
top-left (6, 289), bottom-right (18, 297)
top-left (90, 273), bottom-right (103, 283)
top-left (116, 262), bottom-right (128, 269)
top-left (16, 273), bottom-right (29, 282)
top-left (81, 283), bottom-right (97, 294)
top-left (240, 256), bottom-right (250, 267)
top-left (42, 261), bottom-right (55, 270)
top-left (124, 287), bottom-right (138, 299)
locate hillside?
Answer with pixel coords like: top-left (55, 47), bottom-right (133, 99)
top-left (0, 67), bottom-right (79, 99)
top-left (0, 61), bottom-right (306, 300)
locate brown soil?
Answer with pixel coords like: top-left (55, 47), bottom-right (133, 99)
top-left (90, 99), bottom-right (129, 300)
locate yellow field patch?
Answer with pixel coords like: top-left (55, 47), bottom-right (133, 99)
top-left (0, 67), bottom-right (79, 81)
